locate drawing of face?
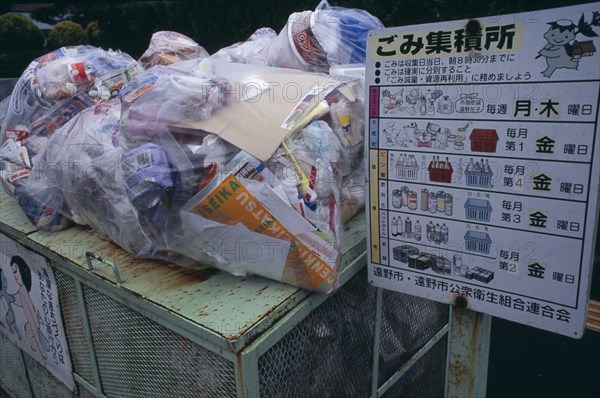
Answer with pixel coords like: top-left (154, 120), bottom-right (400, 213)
top-left (544, 22), bottom-right (576, 45)
top-left (11, 263), bottom-right (22, 286)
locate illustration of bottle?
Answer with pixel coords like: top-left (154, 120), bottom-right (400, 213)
top-left (396, 156), bottom-right (403, 177)
top-left (435, 223), bottom-right (441, 243)
top-left (445, 157), bottom-right (451, 169)
top-left (453, 254), bottom-right (462, 276)
top-left (414, 220), bottom-right (422, 241)
top-left (427, 221), bottom-right (435, 241)
top-left (484, 159), bottom-right (491, 173)
top-left (441, 223), bottom-right (449, 243)
top-left (398, 216), bottom-right (403, 236)
top-left (427, 99), bottom-right (435, 116)
top-left (391, 217), bottom-right (398, 236)
top-left (419, 99), bottom-right (427, 116)
top-left (405, 217), bottom-right (412, 237)
top-left (467, 158), bottom-right (475, 172)
top-left (457, 158), bottom-right (463, 183)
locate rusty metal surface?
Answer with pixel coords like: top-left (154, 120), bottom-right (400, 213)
top-left (23, 210), bottom-right (366, 351)
top-left (446, 306), bottom-right (491, 398)
top-left (0, 190), bottom-right (37, 239)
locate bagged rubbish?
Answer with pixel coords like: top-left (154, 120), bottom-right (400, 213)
top-left (0, 46), bottom-right (142, 230)
top-left (115, 58), bottom-right (365, 292)
top-left (139, 31), bottom-right (209, 70)
top-left (267, 0), bottom-right (383, 73)
top-left (210, 28), bottom-right (276, 65)
top-left (2, 22), bottom-right (373, 292)
top-left (25, 99), bottom-right (180, 260)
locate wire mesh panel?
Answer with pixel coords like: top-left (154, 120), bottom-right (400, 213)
top-left (82, 286), bottom-right (237, 398)
top-left (378, 290), bottom-right (449, 387)
top-left (0, 333), bottom-right (31, 398)
top-left (21, 353), bottom-right (72, 398)
top-left (258, 267), bottom-right (377, 398)
top-left (54, 269), bottom-right (96, 386)
top-left (382, 335), bottom-right (448, 398)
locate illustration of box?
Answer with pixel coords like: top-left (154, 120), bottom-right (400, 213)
top-left (469, 129), bottom-right (499, 153)
top-left (465, 169), bottom-right (493, 188)
top-left (408, 254), bottom-right (432, 270)
top-left (431, 255), bottom-right (451, 275)
top-left (464, 230), bottom-right (492, 254)
top-left (428, 161), bottom-right (453, 183)
top-left (464, 198), bottom-right (493, 222)
top-left (393, 245), bottom-right (419, 263)
top-left (467, 266), bottom-right (495, 283)
top-left (572, 40), bottom-right (597, 59)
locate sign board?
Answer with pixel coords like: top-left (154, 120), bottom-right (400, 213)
top-left (0, 234), bottom-right (76, 391)
top-left (365, 3), bottom-right (600, 338)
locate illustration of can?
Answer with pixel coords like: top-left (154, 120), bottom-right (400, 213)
top-left (428, 192), bottom-right (437, 213)
top-left (401, 186), bottom-right (409, 207)
top-left (445, 194), bottom-right (453, 216)
top-left (392, 189), bottom-right (402, 208)
top-left (408, 191), bottom-right (418, 210)
top-left (437, 191), bottom-right (446, 213)
top-left (421, 188), bottom-right (428, 211)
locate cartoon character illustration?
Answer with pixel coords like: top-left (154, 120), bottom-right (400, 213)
top-left (0, 268), bottom-right (22, 339)
top-left (9, 256), bottom-right (51, 359)
top-left (537, 12), bottom-right (599, 78)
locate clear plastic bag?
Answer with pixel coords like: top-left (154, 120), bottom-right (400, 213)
top-left (0, 46), bottom-right (143, 230)
top-left (138, 31), bottom-right (209, 70)
top-left (267, 0), bottom-right (383, 72)
top-left (3, 43), bottom-right (368, 293)
top-left (210, 28), bottom-right (276, 65)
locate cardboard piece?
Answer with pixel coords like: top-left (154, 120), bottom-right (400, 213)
top-left (176, 60), bottom-right (355, 161)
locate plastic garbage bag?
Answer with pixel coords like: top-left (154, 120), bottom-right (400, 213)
top-left (1, 46), bottom-right (142, 230)
top-left (138, 31), bottom-right (209, 70)
top-left (210, 28), bottom-right (276, 65)
top-left (267, 0), bottom-right (383, 72)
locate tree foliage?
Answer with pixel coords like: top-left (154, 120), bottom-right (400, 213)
top-left (0, 13), bottom-right (44, 52)
top-left (86, 21), bottom-right (103, 47)
top-left (47, 20), bottom-right (89, 50)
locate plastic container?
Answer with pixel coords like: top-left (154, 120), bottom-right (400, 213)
top-left (464, 198), bottom-right (493, 222)
top-left (464, 231), bottom-right (492, 254)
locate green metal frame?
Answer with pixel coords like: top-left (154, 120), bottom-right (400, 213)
top-left (1, 190), bottom-right (492, 398)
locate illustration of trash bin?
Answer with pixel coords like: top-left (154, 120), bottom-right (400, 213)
top-left (464, 198), bottom-right (493, 222)
top-left (428, 156), bottom-right (453, 183)
top-left (469, 128), bottom-right (499, 153)
top-left (464, 230), bottom-right (492, 254)
top-left (464, 158), bottom-right (493, 188)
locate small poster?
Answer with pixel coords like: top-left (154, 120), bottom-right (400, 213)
top-left (0, 234), bottom-right (75, 391)
top-left (365, 3), bottom-right (600, 338)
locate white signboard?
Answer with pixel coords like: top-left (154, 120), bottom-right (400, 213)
top-left (0, 234), bottom-right (76, 390)
top-left (365, 3), bottom-right (600, 338)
